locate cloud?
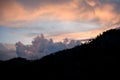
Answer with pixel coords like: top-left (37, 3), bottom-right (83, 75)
top-left (0, 0), bottom-right (120, 28)
top-left (49, 29), bottom-right (105, 42)
top-left (16, 34), bottom-right (81, 60)
top-left (0, 43), bottom-right (17, 60)
top-left (16, 0), bottom-right (72, 10)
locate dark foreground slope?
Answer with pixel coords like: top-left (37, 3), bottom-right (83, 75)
top-left (0, 29), bottom-right (119, 80)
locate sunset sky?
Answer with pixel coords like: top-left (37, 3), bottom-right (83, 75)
top-left (0, 0), bottom-right (120, 44)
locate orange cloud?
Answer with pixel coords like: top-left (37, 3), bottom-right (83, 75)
top-left (49, 28), bottom-right (106, 42)
top-left (51, 24), bottom-right (120, 42)
top-left (0, 0), bottom-right (119, 28)
top-left (95, 4), bottom-right (119, 25)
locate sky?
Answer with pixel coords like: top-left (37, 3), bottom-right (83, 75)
top-left (15, 34), bottom-right (81, 60)
top-left (0, 0), bottom-right (120, 44)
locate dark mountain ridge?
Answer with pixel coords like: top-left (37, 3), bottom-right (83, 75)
top-left (0, 29), bottom-right (119, 80)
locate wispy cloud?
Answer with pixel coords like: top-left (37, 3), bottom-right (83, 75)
top-left (0, 0), bottom-right (120, 44)
top-left (0, 0), bottom-right (120, 27)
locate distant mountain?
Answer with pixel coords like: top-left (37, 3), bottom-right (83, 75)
top-left (0, 29), bottom-right (119, 80)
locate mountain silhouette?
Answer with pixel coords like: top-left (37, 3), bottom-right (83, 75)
top-left (0, 28), bottom-right (119, 80)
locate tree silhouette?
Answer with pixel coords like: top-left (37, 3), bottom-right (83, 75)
top-left (0, 28), bottom-right (119, 80)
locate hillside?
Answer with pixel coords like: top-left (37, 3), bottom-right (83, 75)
top-left (0, 29), bottom-right (119, 80)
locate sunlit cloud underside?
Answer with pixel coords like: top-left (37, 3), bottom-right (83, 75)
top-left (0, 0), bottom-right (120, 44)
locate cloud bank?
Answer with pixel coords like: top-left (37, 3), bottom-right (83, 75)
top-left (0, 0), bottom-right (120, 27)
top-left (0, 43), bottom-right (17, 60)
top-left (16, 34), bottom-right (81, 60)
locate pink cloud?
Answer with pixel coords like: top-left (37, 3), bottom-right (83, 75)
top-left (16, 34), bottom-right (81, 60)
top-left (0, 0), bottom-right (119, 27)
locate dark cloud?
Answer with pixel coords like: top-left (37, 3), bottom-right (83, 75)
top-left (0, 0), bottom-right (13, 8)
top-left (17, 0), bottom-right (72, 5)
top-left (16, 0), bottom-right (72, 10)
top-left (0, 43), bottom-right (17, 61)
top-left (106, 0), bottom-right (120, 13)
top-left (100, 0), bottom-right (120, 4)
top-left (94, 0), bottom-right (120, 13)
top-left (26, 33), bottom-right (40, 37)
top-left (0, 0), bottom-right (11, 20)
top-left (16, 34), bottom-right (81, 60)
